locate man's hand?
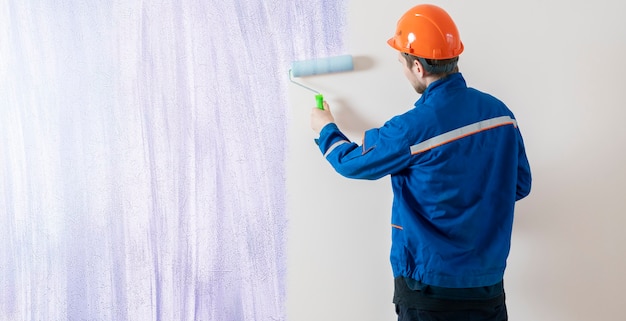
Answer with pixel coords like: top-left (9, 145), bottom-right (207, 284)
top-left (310, 101), bottom-right (335, 135)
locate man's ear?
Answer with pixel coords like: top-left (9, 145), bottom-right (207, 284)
top-left (414, 59), bottom-right (425, 77)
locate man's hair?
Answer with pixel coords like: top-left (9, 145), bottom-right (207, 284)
top-left (402, 52), bottom-right (459, 75)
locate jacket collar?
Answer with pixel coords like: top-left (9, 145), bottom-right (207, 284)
top-left (414, 72), bottom-right (467, 106)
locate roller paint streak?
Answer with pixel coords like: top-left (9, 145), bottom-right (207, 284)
top-left (0, 1), bottom-right (348, 320)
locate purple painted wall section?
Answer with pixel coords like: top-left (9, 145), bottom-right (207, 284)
top-left (0, 1), bottom-right (346, 320)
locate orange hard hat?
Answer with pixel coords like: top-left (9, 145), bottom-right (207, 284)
top-left (387, 4), bottom-right (464, 60)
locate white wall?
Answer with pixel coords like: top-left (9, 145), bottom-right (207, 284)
top-left (286, 1), bottom-right (626, 320)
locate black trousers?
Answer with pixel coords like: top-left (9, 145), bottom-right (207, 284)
top-left (393, 277), bottom-right (508, 321)
top-left (395, 302), bottom-right (508, 321)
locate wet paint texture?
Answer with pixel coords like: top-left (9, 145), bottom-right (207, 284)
top-left (0, 1), bottom-right (346, 320)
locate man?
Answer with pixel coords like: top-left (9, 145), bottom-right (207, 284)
top-left (310, 4), bottom-right (531, 321)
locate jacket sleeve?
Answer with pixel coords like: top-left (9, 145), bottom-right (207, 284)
top-left (315, 121), bottom-right (412, 180)
top-left (515, 129), bottom-right (532, 200)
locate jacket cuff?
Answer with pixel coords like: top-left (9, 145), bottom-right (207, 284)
top-left (314, 123), bottom-right (350, 155)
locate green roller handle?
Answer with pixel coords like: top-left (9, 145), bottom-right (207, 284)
top-left (315, 94), bottom-right (324, 110)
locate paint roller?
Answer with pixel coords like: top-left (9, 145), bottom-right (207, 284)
top-left (289, 54), bottom-right (354, 110)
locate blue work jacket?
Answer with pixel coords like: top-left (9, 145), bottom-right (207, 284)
top-left (315, 73), bottom-right (531, 288)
